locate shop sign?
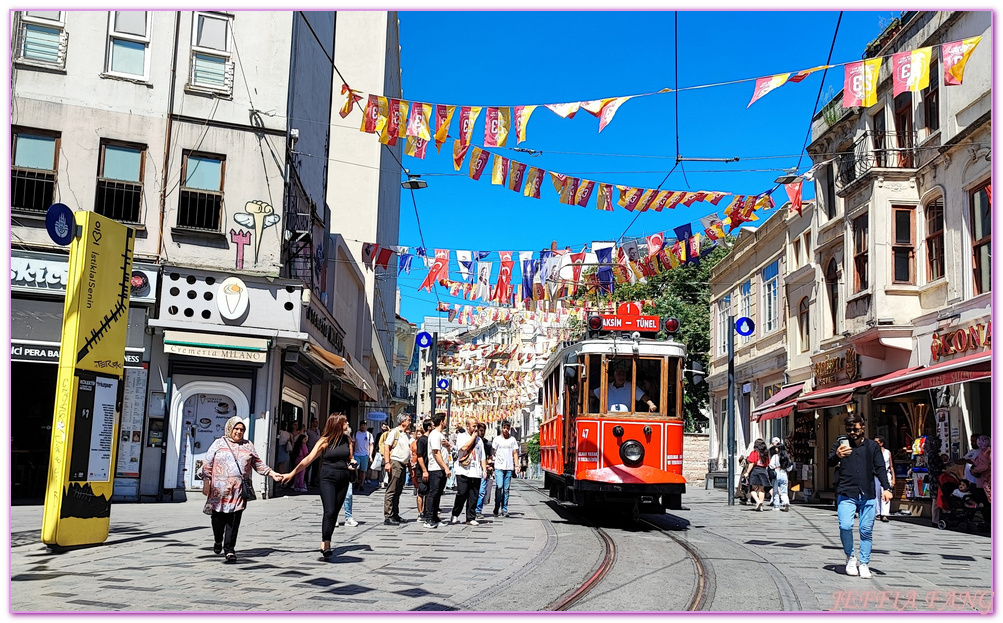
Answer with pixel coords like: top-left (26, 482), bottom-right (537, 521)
top-left (12, 254), bottom-right (159, 302)
top-left (165, 342), bottom-right (266, 362)
top-left (813, 347), bottom-right (860, 386)
top-left (306, 304), bottom-right (345, 355)
top-left (11, 341), bottom-right (142, 365)
top-left (930, 323), bottom-right (991, 362)
top-left (217, 277), bottom-right (250, 321)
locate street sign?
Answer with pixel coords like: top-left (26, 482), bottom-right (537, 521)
top-left (46, 203), bottom-right (75, 246)
top-left (416, 331), bottom-right (433, 349)
top-left (437, 378), bottom-right (450, 390)
top-left (735, 316), bottom-right (755, 336)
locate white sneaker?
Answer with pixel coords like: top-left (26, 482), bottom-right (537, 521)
top-left (845, 556), bottom-right (858, 576)
top-left (450, 516), bottom-right (461, 524)
top-left (857, 564), bottom-right (872, 579)
top-left (467, 519), bottom-right (480, 526)
top-left (344, 518), bottom-right (358, 527)
top-left (424, 521), bottom-right (438, 529)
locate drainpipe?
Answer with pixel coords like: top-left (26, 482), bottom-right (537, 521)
top-left (157, 12), bottom-right (181, 262)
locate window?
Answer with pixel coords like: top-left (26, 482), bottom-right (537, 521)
top-left (925, 199), bottom-right (945, 282)
top-left (178, 152), bottom-right (224, 231)
top-left (739, 281), bottom-right (753, 344)
top-left (823, 164), bottom-right (836, 219)
top-left (872, 109), bottom-right (886, 167)
top-left (798, 297), bottom-right (810, 352)
top-left (763, 383), bottom-right (781, 403)
top-left (762, 259), bottom-right (780, 333)
top-left (826, 259), bottom-right (839, 335)
top-left (791, 237), bottom-right (802, 269)
top-left (105, 11), bottom-right (151, 79)
top-left (892, 205), bottom-right (915, 284)
top-left (96, 142), bottom-right (145, 223)
top-left (717, 295), bottom-right (731, 355)
top-left (853, 214), bottom-right (868, 292)
top-left (894, 92), bottom-right (914, 168)
top-left (15, 11), bottom-right (67, 69)
top-left (923, 58), bottom-right (939, 133)
top-left (970, 182), bottom-right (991, 295)
top-left (11, 128), bottom-right (59, 213)
top-left (189, 12), bottom-right (234, 94)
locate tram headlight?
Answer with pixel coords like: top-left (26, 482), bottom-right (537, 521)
top-left (620, 440), bottom-right (644, 466)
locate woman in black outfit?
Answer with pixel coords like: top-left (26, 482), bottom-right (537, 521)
top-left (281, 413), bottom-right (356, 559)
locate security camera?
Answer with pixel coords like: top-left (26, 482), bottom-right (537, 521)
top-left (290, 128), bottom-right (300, 151)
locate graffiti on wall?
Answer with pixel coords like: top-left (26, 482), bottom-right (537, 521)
top-left (232, 200), bottom-right (280, 267)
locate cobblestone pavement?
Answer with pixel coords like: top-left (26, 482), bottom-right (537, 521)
top-left (8, 481), bottom-right (993, 613)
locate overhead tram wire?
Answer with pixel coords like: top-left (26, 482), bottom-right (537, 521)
top-left (797, 11), bottom-right (843, 172)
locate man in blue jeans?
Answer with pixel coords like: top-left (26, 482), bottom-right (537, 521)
top-left (491, 420), bottom-right (520, 517)
top-left (827, 413), bottom-right (893, 580)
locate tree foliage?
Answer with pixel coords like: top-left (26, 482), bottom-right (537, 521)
top-left (572, 243), bottom-right (732, 431)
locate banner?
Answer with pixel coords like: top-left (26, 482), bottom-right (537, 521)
top-left (457, 250), bottom-right (473, 283)
top-left (491, 155), bottom-right (509, 185)
top-left (380, 99), bottom-right (409, 145)
top-left (942, 37), bottom-right (982, 86)
top-left (340, 84), bottom-right (363, 118)
top-left (598, 96), bottom-right (630, 132)
top-left (419, 249), bottom-right (450, 292)
top-left (468, 147), bottom-right (491, 181)
top-left (361, 95), bottom-right (388, 134)
top-left (596, 183), bottom-right (614, 211)
top-left (892, 48), bottom-right (931, 96)
top-left (475, 262), bottom-right (493, 300)
top-left (404, 136), bottom-right (428, 159)
top-left (434, 104), bottom-right (456, 151)
top-left (509, 161), bottom-right (528, 192)
top-left (458, 106), bottom-right (482, 145)
top-left (575, 180), bottom-right (596, 207)
top-left (493, 251), bottom-right (514, 303)
top-left (514, 105), bottom-right (537, 144)
top-left (545, 102), bottom-right (580, 118)
top-left (785, 181), bottom-right (803, 216)
top-left (843, 59), bottom-right (881, 107)
top-left (523, 167), bottom-right (544, 199)
top-left (484, 107), bottom-right (511, 147)
top-left (406, 102), bottom-right (433, 140)
top-left (748, 73), bottom-right (790, 107)
top-left (452, 140), bottom-right (470, 171)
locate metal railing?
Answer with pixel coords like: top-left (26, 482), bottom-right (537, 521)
top-left (95, 179), bottom-right (143, 223)
top-left (11, 168), bottom-right (55, 212)
top-left (836, 130), bottom-right (918, 189)
top-left (177, 189), bottom-right (222, 231)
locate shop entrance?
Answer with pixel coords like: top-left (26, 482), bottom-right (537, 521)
top-left (12, 362), bottom-right (58, 502)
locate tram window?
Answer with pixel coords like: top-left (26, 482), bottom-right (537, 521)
top-left (666, 358), bottom-right (680, 418)
top-left (635, 358), bottom-right (661, 413)
top-left (586, 355), bottom-right (602, 414)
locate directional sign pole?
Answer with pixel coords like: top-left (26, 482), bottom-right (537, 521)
top-left (727, 315), bottom-right (736, 506)
top-left (446, 383), bottom-right (452, 432)
top-left (430, 332), bottom-right (438, 419)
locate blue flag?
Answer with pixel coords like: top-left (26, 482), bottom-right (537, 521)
top-left (398, 253), bottom-right (413, 276)
top-left (595, 246), bottom-right (614, 295)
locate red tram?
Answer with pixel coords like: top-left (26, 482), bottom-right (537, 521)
top-left (540, 303), bottom-right (688, 518)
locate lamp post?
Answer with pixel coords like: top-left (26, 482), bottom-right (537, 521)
top-left (727, 315), bottom-right (736, 506)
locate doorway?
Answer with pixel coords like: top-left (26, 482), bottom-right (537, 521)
top-left (12, 362), bottom-right (58, 502)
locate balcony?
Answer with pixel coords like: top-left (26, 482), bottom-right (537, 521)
top-left (390, 382), bottom-right (412, 402)
top-left (835, 130), bottom-right (918, 193)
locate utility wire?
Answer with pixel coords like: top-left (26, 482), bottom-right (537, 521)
top-left (797, 11), bottom-right (843, 172)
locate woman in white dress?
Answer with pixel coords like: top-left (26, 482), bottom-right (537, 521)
top-left (873, 436), bottom-right (894, 522)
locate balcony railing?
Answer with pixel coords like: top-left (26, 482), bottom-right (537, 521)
top-left (390, 382), bottom-right (412, 401)
top-left (836, 130), bottom-right (918, 189)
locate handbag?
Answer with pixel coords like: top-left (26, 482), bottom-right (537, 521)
top-left (225, 439), bottom-right (257, 501)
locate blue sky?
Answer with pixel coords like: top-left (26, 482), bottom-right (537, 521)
top-left (394, 10), bottom-right (897, 324)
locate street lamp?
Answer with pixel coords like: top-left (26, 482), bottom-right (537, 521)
top-left (401, 174), bottom-right (427, 190)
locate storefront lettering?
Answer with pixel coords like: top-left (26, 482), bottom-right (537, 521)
top-left (306, 305), bottom-right (344, 355)
top-left (10, 257), bottom-right (68, 289)
top-left (165, 342), bottom-right (266, 362)
top-left (931, 323), bottom-right (991, 361)
top-left (813, 347), bottom-right (859, 386)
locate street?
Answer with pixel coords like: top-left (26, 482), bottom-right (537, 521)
top-left (10, 479), bottom-right (991, 613)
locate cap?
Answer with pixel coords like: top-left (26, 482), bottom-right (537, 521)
top-left (771, 437), bottom-right (781, 446)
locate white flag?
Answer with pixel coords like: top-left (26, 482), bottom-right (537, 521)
top-left (475, 262), bottom-right (493, 301)
top-left (457, 250), bottom-right (473, 283)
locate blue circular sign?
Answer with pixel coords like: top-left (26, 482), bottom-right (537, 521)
top-left (735, 316), bottom-right (755, 337)
top-left (46, 203), bottom-right (75, 246)
top-left (416, 331), bottom-right (433, 349)
top-left (437, 378), bottom-right (450, 390)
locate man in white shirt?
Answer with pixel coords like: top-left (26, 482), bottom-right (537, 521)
top-left (382, 414), bottom-right (412, 525)
top-left (353, 422), bottom-right (374, 491)
top-left (593, 362), bottom-right (657, 413)
top-left (450, 416), bottom-right (487, 526)
top-left (958, 433), bottom-right (982, 486)
top-left (424, 413), bottom-right (450, 529)
top-left (492, 420), bottom-right (520, 517)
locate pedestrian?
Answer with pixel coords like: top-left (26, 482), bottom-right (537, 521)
top-left (276, 422), bottom-right (292, 477)
top-left (447, 426), bottom-right (461, 490)
top-left (828, 414), bottom-right (892, 579)
top-left (873, 436), bottom-right (894, 522)
top-left (490, 420), bottom-right (520, 516)
top-left (201, 416), bottom-right (282, 563)
top-left (414, 419), bottom-right (433, 522)
top-left (306, 416), bottom-right (321, 487)
top-left (280, 413), bottom-right (358, 559)
top-left (450, 416), bottom-right (487, 526)
top-left (741, 438), bottom-right (771, 511)
top-left (519, 453), bottom-right (528, 479)
top-left (378, 422), bottom-right (392, 489)
top-left (768, 437), bottom-right (780, 508)
top-left (352, 422), bottom-right (373, 491)
top-left (768, 442), bottom-right (793, 511)
top-left (958, 433), bottom-right (982, 488)
top-left (970, 434), bottom-right (991, 519)
top-left (290, 433), bottom-right (309, 492)
top-left (382, 414), bottom-right (412, 525)
top-left (475, 422), bottom-right (494, 518)
top-left (340, 424), bottom-right (359, 527)
top-left (424, 413), bottom-right (451, 528)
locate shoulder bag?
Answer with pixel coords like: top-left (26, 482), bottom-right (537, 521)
top-left (225, 439), bottom-right (257, 501)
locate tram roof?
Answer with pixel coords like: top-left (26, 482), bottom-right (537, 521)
top-left (542, 337), bottom-right (687, 378)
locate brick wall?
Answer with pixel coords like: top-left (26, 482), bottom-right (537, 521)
top-left (684, 433), bottom-right (709, 488)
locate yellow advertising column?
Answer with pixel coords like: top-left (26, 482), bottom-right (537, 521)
top-left (42, 211), bottom-right (135, 547)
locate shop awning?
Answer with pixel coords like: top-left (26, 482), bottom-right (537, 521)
top-left (756, 401), bottom-right (796, 422)
top-left (796, 376), bottom-right (883, 411)
top-left (303, 338), bottom-right (373, 401)
top-left (752, 383), bottom-right (804, 417)
top-left (871, 351), bottom-right (991, 400)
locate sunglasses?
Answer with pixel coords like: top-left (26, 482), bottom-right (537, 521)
top-left (845, 427), bottom-right (863, 433)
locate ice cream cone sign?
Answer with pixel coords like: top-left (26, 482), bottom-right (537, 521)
top-left (233, 200), bottom-right (281, 263)
top-left (217, 276), bottom-right (249, 320)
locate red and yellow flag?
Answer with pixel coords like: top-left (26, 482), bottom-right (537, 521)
top-left (406, 102), bottom-right (433, 140)
top-left (469, 147), bottom-right (490, 181)
top-left (596, 183), bottom-right (614, 211)
top-left (892, 48), bottom-right (932, 96)
top-left (843, 59), bottom-right (881, 108)
top-left (580, 99), bottom-right (611, 117)
top-left (458, 106), bottom-right (482, 145)
top-left (491, 155), bottom-right (509, 185)
top-left (434, 104), bottom-right (456, 151)
top-left (942, 37), bottom-right (982, 86)
top-left (651, 190), bottom-right (671, 212)
top-left (361, 95), bottom-right (388, 134)
top-left (508, 161), bottom-right (527, 192)
top-left (404, 136), bottom-right (428, 159)
top-left (559, 177), bottom-right (580, 205)
top-left (523, 167), bottom-right (544, 199)
top-left (380, 99), bottom-right (409, 145)
top-left (452, 140), bottom-right (470, 171)
top-left (617, 186), bottom-right (644, 212)
top-left (788, 64), bottom-right (830, 83)
top-left (550, 172), bottom-right (567, 194)
top-left (598, 96), bottom-right (630, 132)
top-left (545, 102), bottom-right (580, 119)
top-left (484, 107), bottom-right (511, 148)
top-left (748, 73), bottom-right (790, 107)
top-left (575, 180), bottom-right (596, 207)
top-left (339, 84), bottom-right (363, 118)
top-left (637, 189), bottom-right (657, 212)
top-left (513, 105), bottom-right (537, 144)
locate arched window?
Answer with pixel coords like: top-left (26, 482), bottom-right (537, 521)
top-left (798, 297), bottom-right (811, 352)
top-left (826, 259), bottom-right (839, 335)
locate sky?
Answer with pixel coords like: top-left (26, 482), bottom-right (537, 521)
top-left (392, 10), bottom-right (900, 325)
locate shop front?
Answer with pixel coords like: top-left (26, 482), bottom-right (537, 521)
top-left (10, 250), bottom-right (158, 503)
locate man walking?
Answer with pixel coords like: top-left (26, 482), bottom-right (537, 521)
top-left (306, 416), bottom-right (321, 487)
top-left (353, 422), bottom-right (373, 492)
top-left (414, 419), bottom-right (432, 522)
top-left (451, 416), bottom-right (486, 526)
top-left (382, 414), bottom-right (412, 525)
top-left (492, 420), bottom-right (520, 516)
top-left (475, 422), bottom-right (494, 518)
top-left (424, 413), bottom-right (450, 528)
top-left (828, 414), bottom-right (892, 579)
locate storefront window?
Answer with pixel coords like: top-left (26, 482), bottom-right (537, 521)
top-left (970, 182), bottom-right (991, 295)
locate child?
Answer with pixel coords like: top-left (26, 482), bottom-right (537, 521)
top-left (952, 479), bottom-right (979, 509)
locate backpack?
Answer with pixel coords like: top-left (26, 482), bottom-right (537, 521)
top-left (779, 451), bottom-right (793, 471)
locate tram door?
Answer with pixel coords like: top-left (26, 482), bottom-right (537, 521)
top-left (563, 360), bottom-right (581, 475)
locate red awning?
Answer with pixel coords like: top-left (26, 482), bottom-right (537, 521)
top-left (871, 351), bottom-right (991, 399)
top-left (756, 401), bottom-right (796, 422)
top-left (752, 383), bottom-right (804, 416)
top-left (795, 375), bottom-right (892, 411)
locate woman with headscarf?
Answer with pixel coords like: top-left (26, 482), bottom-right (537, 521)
top-left (970, 434), bottom-right (991, 521)
top-left (873, 436), bottom-right (895, 522)
top-left (280, 413), bottom-right (356, 559)
top-left (202, 416), bottom-right (281, 563)
top-left (290, 433), bottom-right (310, 492)
top-left (742, 438), bottom-right (771, 511)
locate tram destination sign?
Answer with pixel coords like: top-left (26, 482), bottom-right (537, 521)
top-left (597, 314), bottom-right (661, 333)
